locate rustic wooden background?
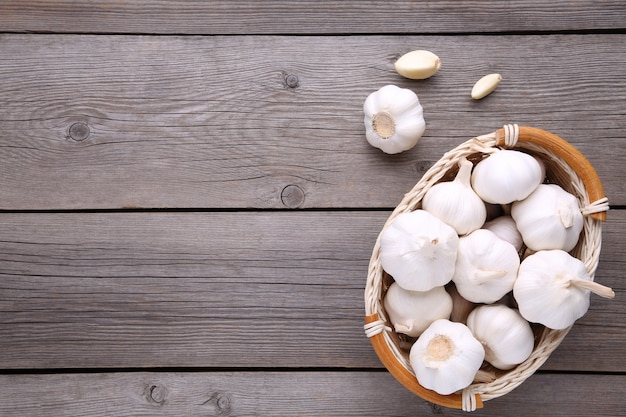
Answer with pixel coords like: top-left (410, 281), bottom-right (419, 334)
top-left (0, 1), bottom-right (624, 416)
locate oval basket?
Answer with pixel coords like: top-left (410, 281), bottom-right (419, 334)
top-left (364, 125), bottom-right (609, 411)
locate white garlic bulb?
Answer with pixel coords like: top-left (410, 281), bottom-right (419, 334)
top-left (511, 184), bottom-right (583, 252)
top-left (471, 150), bottom-right (544, 204)
top-left (380, 210), bottom-right (459, 292)
top-left (410, 319), bottom-right (485, 395)
top-left (466, 304), bottom-right (534, 370)
top-left (452, 229), bottom-right (520, 303)
top-left (482, 215), bottom-right (523, 252)
top-left (384, 283), bottom-right (453, 337)
top-left (422, 157), bottom-right (487, 235)
top-left (514, 250), bottom-right (615, 330)
top-left (363, 85), bottom-right (426, 154)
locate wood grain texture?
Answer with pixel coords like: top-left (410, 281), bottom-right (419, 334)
top-left (0, 34), bottom-right (624, 210)
top-left (1, 1), bottom-right (625, 35)
top-left (1, 211), bottom-right (623, 371)
top-left (0, 371), bottom-right (624, 417)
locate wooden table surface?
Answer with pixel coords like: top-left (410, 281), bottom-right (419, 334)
top-left (1, 2), bottom-right (624, 416)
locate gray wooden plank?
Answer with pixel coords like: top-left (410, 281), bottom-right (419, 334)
top-left (1, 1), bottom-right (625, 34)
top-left (0, 210), bottom-right (623, 371)
top-left (0, 371), bottom-right (623, 416)
top-left (0, 34), bottom-right (624, 210)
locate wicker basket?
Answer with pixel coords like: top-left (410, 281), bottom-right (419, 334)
top-left (364, 125), bottom-right (609, 411)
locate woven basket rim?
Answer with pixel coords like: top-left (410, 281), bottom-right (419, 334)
top-left (364, 125), bottom-right (608, 411)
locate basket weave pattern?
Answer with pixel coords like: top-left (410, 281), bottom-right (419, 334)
top-left (364, 125), bottom-right (608, 411)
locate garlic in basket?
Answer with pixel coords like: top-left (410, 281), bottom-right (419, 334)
top-left (514, 250), bottom-right (615, 330)
top-left (384, 283), bottom-right (453, 337)
top-left (422, 157), bottom-right (486, 235)
top-left (410, 319), bottom-right (485, 395)
top-left (466, 304), bottom-right (534, 370)
top-left (471, 149), bottom-right (544, 204)
top-left (511, 184), bottom-right (583, 252)
top-left (363, 85), bottom-right (426, 154)
top-left (452, 229), bottom-right (520, 303)
top-left (380, 210), bottom-right (459, 292)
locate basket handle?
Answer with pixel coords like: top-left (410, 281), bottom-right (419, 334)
top-left (495, 125), bottom-right (607, 221)
top-left (365, 313), bottom-right (483, 410)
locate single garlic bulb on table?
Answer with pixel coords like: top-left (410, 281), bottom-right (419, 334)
top-left (363, 85), bottom-right (426, 154)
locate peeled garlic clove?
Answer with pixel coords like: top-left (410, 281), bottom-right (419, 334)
top-left (466, 304), bottom-right (534, 370)
top-left (394, 50), bottom-right (441, 80)
top-left (384, 283), bottom-right (453, 337)
top-left (471, 73), bottom-right (502, 99)
top-left (410, 319), bottom-right (485, 395)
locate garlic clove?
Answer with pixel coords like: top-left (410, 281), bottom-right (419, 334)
top-left (471, 149), bottom-right (544, 205)
top-left (471, 73), bottom-right (502, 100)
top-left (422, 157), bottom-right (487, 235)
top-left (384, 283), bottom-right (453, 337)
top-left (380, 210), bottom-right (459, 292)
top-left (410, 319), bottom-right (485, 395)
top-left (394, 50), bottom-right (442, 80)
top-left (511, 184), bottom-right (583, 252)
top-left (363, 85), bottom-right (426, 154)
top-left (452, 229), bottom-right (520, 304)
top-left (466, 304), bottom-right (534, 370)
top-left (514, 250), bottom-right (614, 330)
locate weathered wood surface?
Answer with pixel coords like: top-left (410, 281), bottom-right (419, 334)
top-left (0, 372), bottom-right (624, 417)
top-left (1, 1), bottom-right (625, 34)
top-left (0, 34), bottom-right (624, 210)
top-left (0, 211), bottom-right (623, 372)
top-left (1, 1), bottom-right (625, 415)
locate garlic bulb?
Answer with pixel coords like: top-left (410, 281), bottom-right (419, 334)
top-left (511, 184), bottom-right (583, 252)
top-left (471, 150), bottom-right (544, 204)
top-left (422, 157), bottom-right (487, 235)
top-left (466, 304), bottom-right (534, 370)
top-left (384, 283), bottom-right (453, 337)
top-left (452, 229), bottom-right (520, 303)
top-left (514, 250), bottom-right (615, 330)
top-left (363, 85), bottom-right (426, 154)
top-left (410, 319), bottom-right (485, 395)
top-left (380, 210), bottom-right (459, 292)
top-left (482, 215), bottom-right (523, 252)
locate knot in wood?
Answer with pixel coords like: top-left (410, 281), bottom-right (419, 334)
top-left (68, 122), bottom-right (90, 141)
top-left (281, 184), bottom-right (305, 208)
top-left (148, 384), bottom-right (168, 405)
top-left (283, 72), bottom-right (299, 89)
top-left (203, 391), bottom-right (233, 415)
